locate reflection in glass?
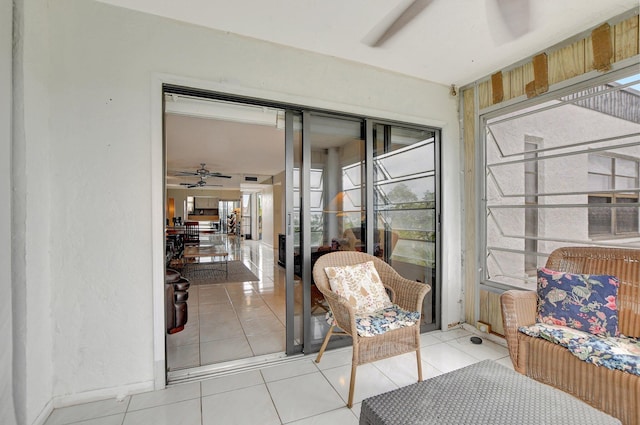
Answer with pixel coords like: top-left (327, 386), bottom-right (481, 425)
top-left (373, 124), bottom-right (437, 329)
top-left (308, 115), bottom-right (365, 347)
top-left (292, 113), bottom-right (303, 347)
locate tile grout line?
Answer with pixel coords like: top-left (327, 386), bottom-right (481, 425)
top-left (259, 369), bottom-right (285, 425)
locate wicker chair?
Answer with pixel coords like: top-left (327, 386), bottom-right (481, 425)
top-left (312, 251), bottom-right (431, 408)
top-left (501, 246), bottom-right (640, 425)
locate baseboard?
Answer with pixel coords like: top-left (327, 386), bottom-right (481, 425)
top-left (32, 398), bottom-right (53, 425)
top-left (461, 322), bottom-right (507, 347)
top-left (51, 380), bottom-right (155, 410)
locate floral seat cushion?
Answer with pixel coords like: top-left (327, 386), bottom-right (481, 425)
top-left (518, 322), bottom-right (592, 347)
top-left (569, 335), bottom-right (640, 376)
top-left (519, 323), bottom-right (640, 376)
top-left (327, 304), bottom-right (421, 337)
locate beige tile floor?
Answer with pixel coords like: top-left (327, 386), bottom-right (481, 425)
top-left (45, 235), bottom-right (513, 424)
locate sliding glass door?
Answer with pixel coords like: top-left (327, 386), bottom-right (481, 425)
top-left (308, 113), bottom-right (366, 350)
top-left (371, 123), bottom-right (440, 330)
top-left (285, 112), bottom-right (440, 354)
top-left (285, 110), bottom-right (303, 354)
top-left (163, 86), bottom-right (440, 374)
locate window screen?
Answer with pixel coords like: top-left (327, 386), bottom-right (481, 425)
top-left (483, 73), bottom-right (640, 290)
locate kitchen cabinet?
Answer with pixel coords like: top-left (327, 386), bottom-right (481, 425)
top-left (195, 197), bottom-right (218, 209)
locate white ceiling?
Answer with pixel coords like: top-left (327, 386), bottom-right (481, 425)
top-left (165, 111), bottom-right (285, 190)
top-left (97, 0), bottom-right (638, 86)
top-left (122, 0), bottom-right (638, 191)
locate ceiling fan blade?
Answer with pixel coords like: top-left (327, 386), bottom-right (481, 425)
top-left (490, 0), bottom-right (531, 42)
top-left (498, 0), bottom-right (531, 38)
top-left (174, 163), bottom-right (231, 181)
top-left (362, 0), bottom-right (432, 47)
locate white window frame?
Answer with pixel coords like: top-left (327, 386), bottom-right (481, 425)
top-left (478, 67), bottom-right (640, 292)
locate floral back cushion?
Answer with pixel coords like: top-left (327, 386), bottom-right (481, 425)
top-left (537, 267), bottom-right (619, 337)
top-left (324, 261), bottom-right (392, 314)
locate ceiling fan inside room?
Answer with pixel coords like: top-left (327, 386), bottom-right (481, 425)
top-left (179, 177), bottom-right (223, 189)
top-left (362, 0), bottom-right (531, 47)
top-left (174, 163), bottom-right (232, 179)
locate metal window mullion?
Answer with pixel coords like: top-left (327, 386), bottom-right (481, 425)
top-left (433, 124), bottom-right (442, 330)
top-left (374, 205), bottom-right (434, 212)
top-left (377, 171), bottom-right (436, 184)
top-left (488, 232), bottom-right (640, 248)
top-left (494, 188), bottom-right (640, 198)
top-left (284, 110), bottom-right (296, 355)
top-left (301, 111), bottom-right (312, 352)
top-left (495, 132), bottom-right (640, 160)
top-left (389, 169), bottom-right (437, 179)
top-left (475, 85), bottom-right (484, 324)
top-left (486, 273), bottom-right (536, 286)
top-left (488, 138), bottom-right (640, 168)
top-left (612, 158), bottom-right (618, 234)
top-left (486, 126), bottom-right (507, 159)
top-left (365, 119), bottom-right (374, 255)
top-left (487, 246), bottom-right (550, 259)
top-left (488, 202), bottom-right (640, 209)
top-left (389, 236), bottom-right (434, 243)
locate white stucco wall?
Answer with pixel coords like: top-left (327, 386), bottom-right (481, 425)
top-left (13, 0), bottom-right (55, 424)
top-left (2, 0), bottom-right (16, 424)
top-left (260, 186), bottom-right (275, 249)
top-left (21, 0), bottom-right (461, 413)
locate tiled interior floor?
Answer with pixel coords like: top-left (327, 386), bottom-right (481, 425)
top-left (45, 328), bottom-right (513, 425)
top-left (45, 235), bottom-right (514, 424)
top-left (167, 234), bottom-right (288, 369)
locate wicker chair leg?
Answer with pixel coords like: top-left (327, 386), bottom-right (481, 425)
top-left (315, 324), bottom-right (335, 363)
top-left (416, 348), bottom-right (423, 381)
top-left (347, 363), bottom-right (357, 408)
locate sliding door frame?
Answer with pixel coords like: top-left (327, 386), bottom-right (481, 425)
top-left (159, 83), bottom-right (442, 379)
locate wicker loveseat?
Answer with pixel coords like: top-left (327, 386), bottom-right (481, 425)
top-left (501, 247), bottom-right (640, 425)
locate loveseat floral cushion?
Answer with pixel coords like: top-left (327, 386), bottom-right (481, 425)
top-left (519, 323), bottom-right (640, 376)
top-left (537, 267), bottom-right (619, 337)
top-left (518, 322), bottom-right (592, 347)
top-left (324, 261), bottom-right (392, 314)
top-left (568, 335), bottom-right (640, 376)
top-left (326, 304), bottom-right (420, 337)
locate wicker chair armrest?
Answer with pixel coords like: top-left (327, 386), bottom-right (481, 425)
top-left (501, 290), bottom-right (537, 373)
top-left (383, 274), bottom-right (431, 312)
top-left (321, 289), bottom-right (356, 335)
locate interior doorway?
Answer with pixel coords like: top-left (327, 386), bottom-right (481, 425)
top-left (164, 91), bottom-right (289, 378)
